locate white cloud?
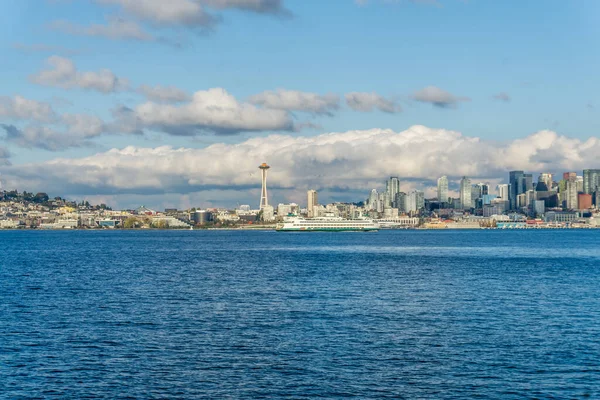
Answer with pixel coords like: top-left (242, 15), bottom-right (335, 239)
top-left (30, 56), bottom-right (129, 93)
top-left (50, 17), bottom-right (154, 41)
top-left (3, 126), bottom-right (600, 207)
top-left (249, 89), bottom-right (340, 115)
top-left (138, 85), bottom-right (190, 103)
top-left (131, 87), bottom-right (294, 135)
top-left (97, 0), bottom-right (217, 28)
top-left (412, 86), bottom-right (470, 108)
top-left (62, 114), bottom-right (106, 137)
top-left (345, 92), bottom-right (401, 113)
top-left (0, 95), bottom-right (57, 122)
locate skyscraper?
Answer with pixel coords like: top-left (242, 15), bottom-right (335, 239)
top-left (539, 173), bottom-right (553, 190)
top-left (368, 189), bottom-right (378, 210)
top-left (258, 163), bottom-right (270, 209)
top-left (583, 169), bottom-right (600, 195)
top-left (387, 177), bottom-right (400, 207)
top-left (307, 189), bottom-right (318, 218)
top-left (406, 190), bottom-right (424, 213)
top-left (509, 170), bottom-right (526, 210)
top-left (497, 184), bottom-right (509, 201)
top-left (437, 176), bottom-right (448, 203)
top-left (460, 176), bottom-right (472, 210)
top-left (565, 177), bottom-right (578, 210)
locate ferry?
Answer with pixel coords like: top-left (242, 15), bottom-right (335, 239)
top-left (276, 216), bottom-right (379, 232)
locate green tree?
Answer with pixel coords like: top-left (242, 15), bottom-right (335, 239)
top-left (123, 217), bottom-right (139, 229)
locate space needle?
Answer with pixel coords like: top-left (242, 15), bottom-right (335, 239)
top-left (258, 163), bottom-right (270, 210)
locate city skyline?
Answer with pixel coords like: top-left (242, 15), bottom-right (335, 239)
top-left (1, 1), bottom-right (599, 209)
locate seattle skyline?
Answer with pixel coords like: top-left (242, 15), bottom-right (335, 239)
top-left (1, 0), bottom-right (599, 209)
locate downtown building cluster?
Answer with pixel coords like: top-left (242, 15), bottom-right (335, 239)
top-left (359, 169), bottom-right (600, 225)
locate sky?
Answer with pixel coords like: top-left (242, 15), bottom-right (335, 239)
top-left (0, 0), bottom-right (599, 209)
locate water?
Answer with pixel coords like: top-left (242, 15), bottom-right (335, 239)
top-left (1, 230), bottom-right (600, 398)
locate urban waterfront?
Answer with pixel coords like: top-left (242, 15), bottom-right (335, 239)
top-left (2, 230), bottom-right (600, 398)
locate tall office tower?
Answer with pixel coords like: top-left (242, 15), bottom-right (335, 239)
top-left (460, 176), bottom-right (472, 210)
top-left (509, 170), bottom-right (524, 210)
top-left (565, 177), bottom-right (579, 210)
top-left (395, 192), bottom-right (407, 212)
top-left (497, 184), bottom-right (509, 201)
top-left (377, 192), bottom-right (385, 213)
top-left (583, 169), bottom-right (600, 195)
top-left (576, 176), bottom-right (584, 193)
top-left (539, 173), bottom-right (553, 190)
top-left (368, 189), bottom-right (378, 210)
top-left (523, 174), bottom-right (533, 193)
top-left (471, 185), bottom-right (482, 208)
top-left (406, 190), bottom-right (424, 213)
top-left (387, 177), bottom-right (400, 206)
top-left (437, 176), bottom-right (449, 203)
top-left (307, 189), bottom-right (318, 218)
top-left (258, 163), bottom-right (270, 209)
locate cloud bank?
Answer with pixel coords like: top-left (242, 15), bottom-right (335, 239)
top-left (2, 126), bottom-right (599, 207)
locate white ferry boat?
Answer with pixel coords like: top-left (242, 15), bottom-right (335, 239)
top-left (276, 216), bottom-right (379, 232)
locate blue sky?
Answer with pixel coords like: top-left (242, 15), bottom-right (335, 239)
top-left (0, 0), bottom-right (599, 208)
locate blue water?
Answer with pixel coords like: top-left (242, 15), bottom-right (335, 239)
top-left (2, 230), bottom-right (600, 398)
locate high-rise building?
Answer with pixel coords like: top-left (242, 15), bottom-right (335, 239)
top-left (387, 177), bottom-right (400, 206)
top-left (583, 169), bottom-right (600, 195)
top-left (576, 176), bottom-right (584, 194)
top-left (565, 177), bottom-right (578, 210)
top-left (437, 176), bottom-right (449, 203)
top-left (460, 176), bottom-right (472, 210)
top-left (539, 173), bottom-right (553, 190)
top-left (367, 189), bottom-right (378, 210)
top-left (258, 163), bottom-right (270, 210)
top-left (497, 184), bottom-right (509, 201)
top-left (307, 190), bottom-right (318, 218)
top-left (509, 170), bottom-right (525, 210)
top-left (406, 190), bottom-right (424, 213)
top-left (395, 192), bottom-right (407, 212)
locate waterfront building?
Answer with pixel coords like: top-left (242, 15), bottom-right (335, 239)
top-left (437, 176), bottom-right (449, 203)
top-left (278, 203), bottom-right (298, 217)
top-left (460, 177), bottom-right (472, 210)
top-left (307, 190), bottom-right (318, 218)
top-left (261, 205), bottom-right (274, 222)
top-left (191, 210), bottom-right (213, 224)
top-left (544, 211), bottom-right (578, 223)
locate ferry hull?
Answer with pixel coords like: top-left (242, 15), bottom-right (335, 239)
top-left (275, 227), bottom-right (378, 232)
